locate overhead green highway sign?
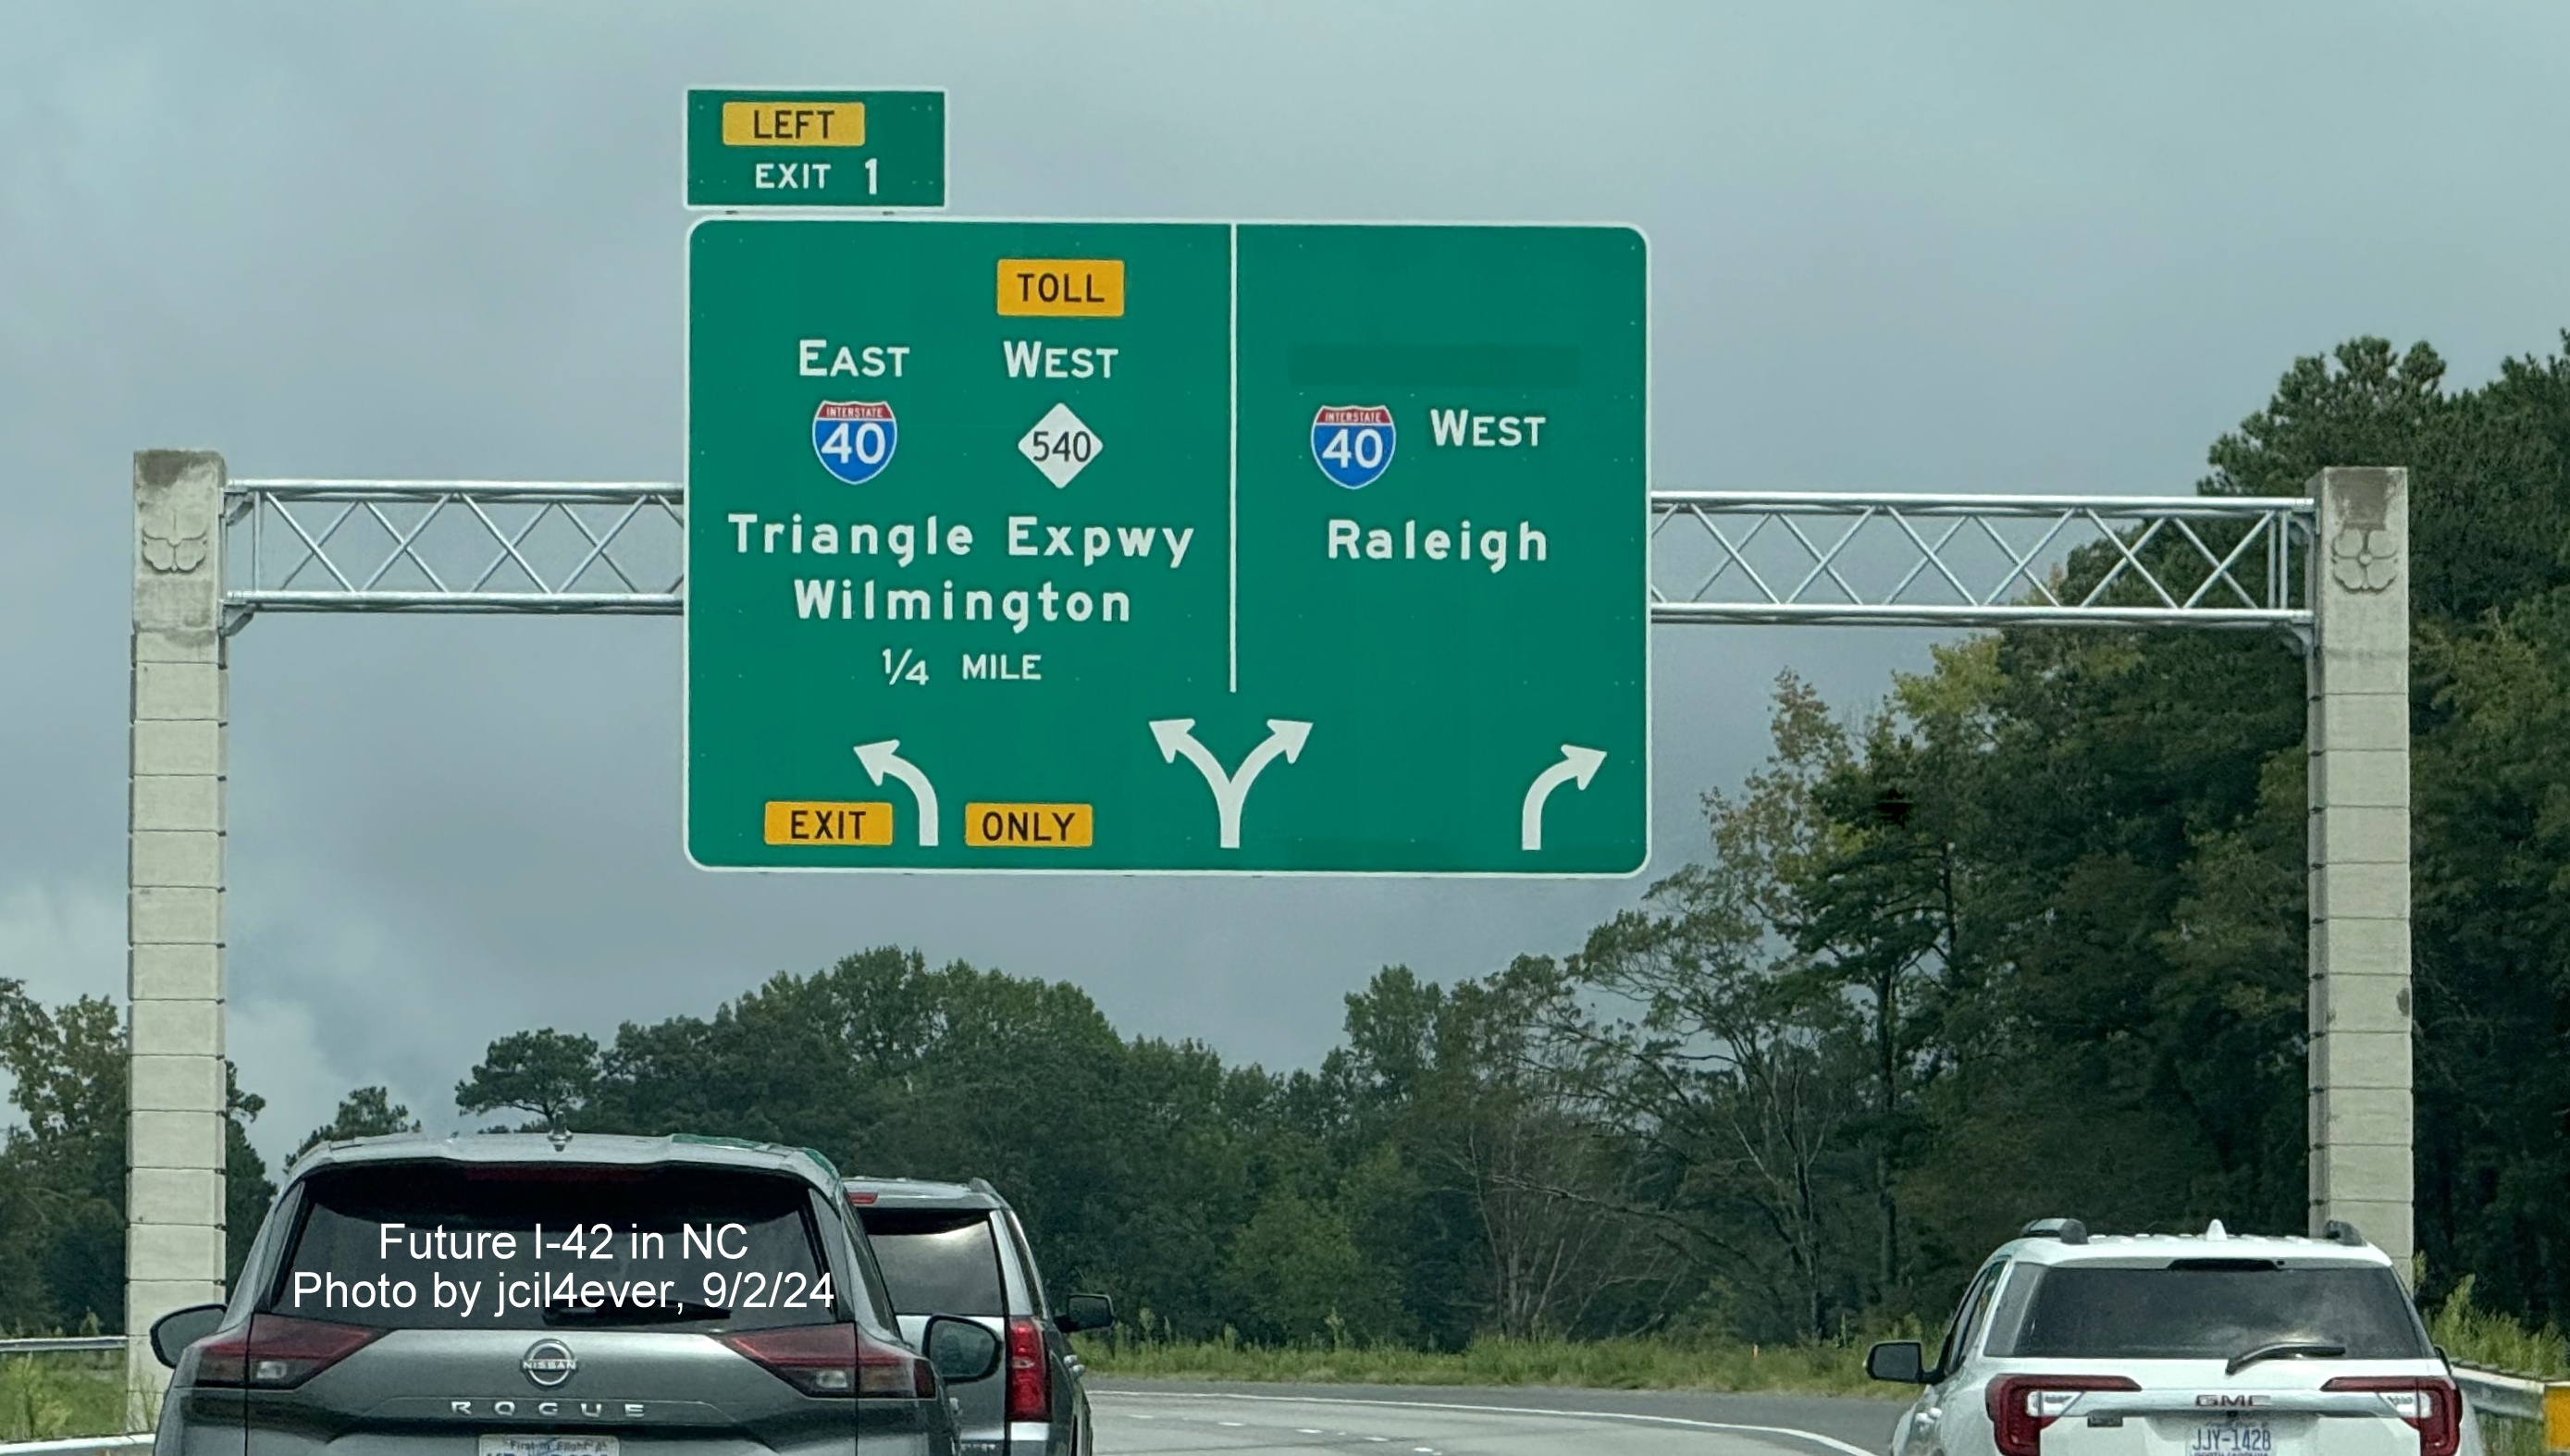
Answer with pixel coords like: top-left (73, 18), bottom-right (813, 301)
top-left (686, 90), bottom-right (945, 208)
top-left (685, 219), bottom-right (1647, 873)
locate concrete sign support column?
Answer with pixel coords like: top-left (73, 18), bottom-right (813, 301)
top-left (127, 450), bottom-right (229, 1417)
top-left (2305, 466), bottom-right (2413, 1273)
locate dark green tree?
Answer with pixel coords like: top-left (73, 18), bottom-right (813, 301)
top-left (455, 1029), bottom-right (601, 1130)
top-left (301, 1086), bottom-right (422, 1156)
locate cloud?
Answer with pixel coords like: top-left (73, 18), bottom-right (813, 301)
top-left (0, 881), bottom-right (122, 1009)
top-left (6, 0), bottom-right (2570, 1167)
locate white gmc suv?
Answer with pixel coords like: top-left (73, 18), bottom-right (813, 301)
top-left (1869, 1219), bottom-right (2465, 1456)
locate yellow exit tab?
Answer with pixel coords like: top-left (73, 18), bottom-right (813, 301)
top-left (997, 259), bottom-right (1124, 316)
top-left (965, 803), bottom-right (1094, 848)
top-left (764, 801), bottom-right (895, 845)
top-left (722, 101), bottom-right (866, 147)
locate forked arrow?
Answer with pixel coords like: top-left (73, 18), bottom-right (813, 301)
top-left (854, 739), bottom-right (940, 847)
top-left (1149, 718), bottom-right (1313, 849)
top-left (1521, 745), bottom-right (1608, 851)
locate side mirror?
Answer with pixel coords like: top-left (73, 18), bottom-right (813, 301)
top-left (151, 1303), bottom-right (228, 1369)
top-left (922, 1315), bottom-right (1002, 1384)
top-left (1866, 1339), bottom-right (1927, 1385)
top-left (1054, 1293), bottom-right (1114, 1334)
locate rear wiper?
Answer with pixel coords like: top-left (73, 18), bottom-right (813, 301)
top-left (2226, 1340), bottom-right (2347, 1375)
top-left (543, 1301), bottom-right (731, 1326)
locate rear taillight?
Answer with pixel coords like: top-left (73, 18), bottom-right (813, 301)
top-left (1986, 1375), bottom-right (2141, 1456)
top-left (2326, 1376), bottom-right (2463, 1456)
top-left (722, 1323), bottom-right (935, 1400)
top-left (1005, 1316), bottom-right (1047, 1422)
top-left (192, 1314), bottom-right (384, 1388)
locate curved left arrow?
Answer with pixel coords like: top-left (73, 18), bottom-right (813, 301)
top-left (854, 739), bottom-right (939, 847)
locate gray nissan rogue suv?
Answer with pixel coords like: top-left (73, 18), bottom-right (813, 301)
top-left (149, 1133), bottom-right (1001, 1456)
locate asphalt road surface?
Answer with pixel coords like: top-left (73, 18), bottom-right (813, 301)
top-left (1093, 1382), bottom-right (1900, 1456)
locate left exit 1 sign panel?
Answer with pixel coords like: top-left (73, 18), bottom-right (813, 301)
top-left (686, 89), bottom-right (945, 208)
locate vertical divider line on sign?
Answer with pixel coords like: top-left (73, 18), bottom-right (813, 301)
top-left (1228, 223), bottom-right (1240, 695)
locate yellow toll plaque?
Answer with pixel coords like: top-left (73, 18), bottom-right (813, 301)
top-left (763, 801), bottom-right (896, 845)
top-left (722, 101), bottom-right (865, 147)
top-left (965, 803), bottom-right (1094, 848)
top-left (996, 259), bottom-right (1124, 317)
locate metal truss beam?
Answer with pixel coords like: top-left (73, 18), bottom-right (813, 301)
top-left (221, 480), bottom-right (684, 633)
top-left (220, 481), bottom-right (2318, 636)
top-left (1649, 490), bottom-right (2315, 634)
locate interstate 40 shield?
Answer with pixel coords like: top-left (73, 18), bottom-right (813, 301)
top-left (1311, 404), bottom-right (1395, 489)
top-left (687, 219), bottom-right (1646, 873)
top-left (812, 400), bottom-right (898, 484)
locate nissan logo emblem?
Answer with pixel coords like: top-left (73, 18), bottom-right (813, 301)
top-left (522, 1339), bottom-right (577, 1388)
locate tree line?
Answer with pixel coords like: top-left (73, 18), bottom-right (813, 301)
top-left (6, 332), bottom-right (2570, 1345)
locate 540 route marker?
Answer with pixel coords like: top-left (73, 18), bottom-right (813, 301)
top-left (685, 219), bottom-right (1647, 874)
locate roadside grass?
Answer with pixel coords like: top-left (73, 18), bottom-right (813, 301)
top-left (2427, 1277), bottom-right (2566, 1456)
top-left (0, 1351), bottom-right (130, 1441)
top-left (1074, 1331), bottom-right (1893, 1398)
top-left (2434, 1276), bottom-right (2570, 1378)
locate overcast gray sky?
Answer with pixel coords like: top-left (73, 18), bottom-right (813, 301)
top-left (6, 3), bottom-right (2568, 1166)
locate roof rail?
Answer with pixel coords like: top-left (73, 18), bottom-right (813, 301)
top-left (2021, 1217), bottom-right (2089, 1244)
top-left (2322, 1218), bottom-right (2366, 1248)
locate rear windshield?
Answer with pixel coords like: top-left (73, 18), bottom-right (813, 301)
top-left (859, 1207), bottom-right (1005, 1316)
top-left (274, 1163), bottom-right (844, 1332)
top-left (1986, 1262), bottom-right (2429, 1361)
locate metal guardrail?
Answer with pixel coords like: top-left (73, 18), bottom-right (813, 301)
top-left (0, 1336), bottom-right (123, 1354)
top-left (2458, 1363), bottom-right (2551, 1425)
top-left (0, 1438), bottom-right (152, 1456)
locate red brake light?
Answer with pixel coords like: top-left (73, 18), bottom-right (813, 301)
top-left (192, 1314), bottom-right (383, 1388)
top-left (846, 1191), bottom-right (879, 1206)
top-left (1987, 1375), bottom-right (2141, 1456)
top-left (1006, 1316), bottom-right (1047, 1422)
top-left (2325, 1376), bottom-right (2462, 1456)
top-left (722, 1323), bottom-right (934, 1400)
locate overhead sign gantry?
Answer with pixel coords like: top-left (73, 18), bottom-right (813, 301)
top-left (683, 220), bottom-right (1650, 872)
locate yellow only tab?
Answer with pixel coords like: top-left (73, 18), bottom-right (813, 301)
top-left (965, 803), bottom-right (1094, 848)
top-left (763, 801), bottom-right (895, 845)
top-left (996, 259), bottom-right (1124, 316)
top-left (722, 102), bottom-right (866, 147)
top-left (2542, 1382), bottom-right (2570, 1453)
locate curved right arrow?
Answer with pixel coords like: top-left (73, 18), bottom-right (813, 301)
top-left (1521, 745), bottom-right (1607, 851)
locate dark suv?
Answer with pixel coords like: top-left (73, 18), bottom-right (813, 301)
top-left (841, 1178), bottom-right (1111, 1456)
top-left (150, 1133), bottom-right (1001, 1456)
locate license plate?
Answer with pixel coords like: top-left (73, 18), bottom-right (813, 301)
top-left (2187, 1422), bottom-right (2274, 1455)
top-left (478, 1437), bottom-right (619, 1456)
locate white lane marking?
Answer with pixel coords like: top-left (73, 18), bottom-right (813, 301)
top-left (1093, 1388), bottom-right (1881, 1456)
